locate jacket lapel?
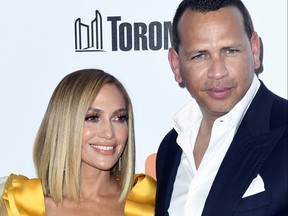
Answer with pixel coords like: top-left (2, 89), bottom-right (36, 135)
top-left (202, 127), bottom-right (285, 215)
top-left (155, 129), bottom-right (182, 215)
top-left (202, 82), bottom-right (286, 215)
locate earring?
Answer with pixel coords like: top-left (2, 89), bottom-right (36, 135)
top-left (118, 157), bottom-right (122, 171)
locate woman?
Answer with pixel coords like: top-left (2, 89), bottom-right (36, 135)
top-left (0, 69), bottom-right (156, 215)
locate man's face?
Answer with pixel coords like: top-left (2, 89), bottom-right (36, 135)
top-left (169, 6), bottom-right (261, 119)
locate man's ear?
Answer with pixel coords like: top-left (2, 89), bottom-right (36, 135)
top-left (251, 32), bottom-right (261, 70)
top-left (168, 48), bottom-right (183, 84)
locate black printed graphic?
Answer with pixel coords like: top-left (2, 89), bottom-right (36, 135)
top-left (74, 10), bottom-right (172, 52)
top-left (75, 10), bottom-right (104, 52)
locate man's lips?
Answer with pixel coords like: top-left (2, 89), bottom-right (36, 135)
top-left (206, 87), bottom-right (233, 99)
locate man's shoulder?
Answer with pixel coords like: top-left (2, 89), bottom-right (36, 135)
top-left (260, 82), bottom-right (288, 123)
top-left (157, 128), bottom-right (182, 162)
top-left (159, 129), bottom-right (178, 148)
top-left (253, 81), bottom-right (287, 115)
top-left (258, 80), bottom-right (287, 103)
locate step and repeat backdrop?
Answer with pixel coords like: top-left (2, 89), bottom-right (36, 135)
top-left (0, 0), bottom-right (287, 177)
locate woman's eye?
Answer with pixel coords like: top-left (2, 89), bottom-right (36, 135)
top-left (115, 114), bottom-right (128, 122)
top-left (85, 115), bottom-right (99, 122)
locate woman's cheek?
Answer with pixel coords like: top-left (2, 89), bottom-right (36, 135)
top-left (82, 126), bottom-right (96, 144)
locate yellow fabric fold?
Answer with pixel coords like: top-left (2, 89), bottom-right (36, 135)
top-left (125, 174), bottom-right (156, 216)
top-left (1, 174), bottom-right (46, 216)
top-left (1, 173), bottom-right (156, 216)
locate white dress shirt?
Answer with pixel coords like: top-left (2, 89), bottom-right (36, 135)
top-left (168, 74), bottom-right (260, 216)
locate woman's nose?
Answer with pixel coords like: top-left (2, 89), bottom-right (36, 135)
top-left (99, 121), bottom-right (114, 139)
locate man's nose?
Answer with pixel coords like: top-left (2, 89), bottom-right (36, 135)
top-left (207, 56), bottom-right (229, 80)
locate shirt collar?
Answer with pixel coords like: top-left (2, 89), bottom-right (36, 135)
top-left (173, 74), bottom-right (260, 133)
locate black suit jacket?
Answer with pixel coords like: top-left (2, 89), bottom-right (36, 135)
top-left (155, 82), bottom-right (288, 215)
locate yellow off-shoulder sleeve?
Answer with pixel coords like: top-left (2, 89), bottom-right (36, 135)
top-left (125, 174), bottom-right (156, 216)
top-left (1, 174), bottom-right (46, 216)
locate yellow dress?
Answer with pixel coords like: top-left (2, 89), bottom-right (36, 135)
top-left (0, 174), bottom-right (156, 216)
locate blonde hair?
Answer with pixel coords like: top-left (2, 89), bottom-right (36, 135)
top-left (0, 176), bottom-right (8, 216)
top-left (33, 69), bottom-right (135, 203)
top-left (0, 200), bottom-right (8, 216)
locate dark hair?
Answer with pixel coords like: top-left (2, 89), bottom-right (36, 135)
top-left (172, 0), bottom-right (254, 53)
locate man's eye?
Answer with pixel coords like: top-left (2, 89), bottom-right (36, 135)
top-left (225, 49), bottom-right (238, 54)
top-left (192, 54), bottom-right (205, 60)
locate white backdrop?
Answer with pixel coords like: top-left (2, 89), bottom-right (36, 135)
top-left (0, 0), bottom-right (287, 177)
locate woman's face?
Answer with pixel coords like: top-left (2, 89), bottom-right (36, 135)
top-left (81, 84), bottom-right (128, 172)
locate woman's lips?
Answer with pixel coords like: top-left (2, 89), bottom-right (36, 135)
top-left (89, 144), bottom-right (116, 154)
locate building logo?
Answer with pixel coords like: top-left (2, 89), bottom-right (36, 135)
top-left (74, 10), bottom-right (172, 52)
top-left (75, 10), bottom-right (104, 52)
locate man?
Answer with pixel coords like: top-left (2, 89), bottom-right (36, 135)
top-left (155, 0), bottom-right (288, 215)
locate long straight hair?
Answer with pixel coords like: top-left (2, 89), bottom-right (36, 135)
top-left (33, 69), bottom-right (135, 203)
